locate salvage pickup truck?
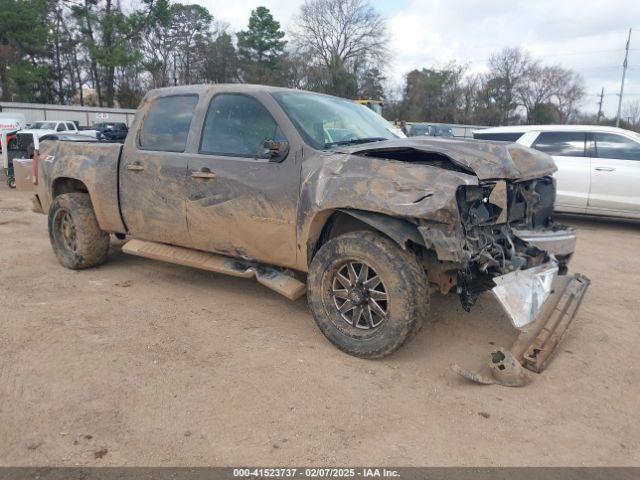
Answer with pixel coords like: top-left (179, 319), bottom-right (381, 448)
top-left (18, 84), bottom-right (589, 383)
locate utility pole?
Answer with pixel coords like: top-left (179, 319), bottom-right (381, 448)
top-left (616, 28), bottom-right (632, 128)
top-left (597, 87), bottom-right (604, 124)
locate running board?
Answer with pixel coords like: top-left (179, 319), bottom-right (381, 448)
top-left (122, 239), bottom-right (306, 301)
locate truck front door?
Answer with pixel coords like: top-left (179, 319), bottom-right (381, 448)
top-left (185, 92), bottom-right (300, 268)
top-left (119, 94), bottom-right (199, 247)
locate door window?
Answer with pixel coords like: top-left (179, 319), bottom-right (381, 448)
top-left (66, 122), bottom-right (75, 130)
top-left (139, 95), bottom-right (198, 152)
top-left (56, 123), bottom-right (65, 132)
top-left (594, 133), bottom-right (640, 161)
top-left (532, 132), bottom-right (586, 157)
top-left (200, 93), bottom-right (285, 158)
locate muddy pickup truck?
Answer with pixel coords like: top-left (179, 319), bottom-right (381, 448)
top-left (18, 84), bottom-right (589, 383)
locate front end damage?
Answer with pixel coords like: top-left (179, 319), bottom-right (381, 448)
top-left (440, 177), bottom-right (590, 385)
top-left (305, 139), bottom-right (589, 382)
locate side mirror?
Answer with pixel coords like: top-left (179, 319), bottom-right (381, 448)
top-left (263, 139), bottom-right (289, 161)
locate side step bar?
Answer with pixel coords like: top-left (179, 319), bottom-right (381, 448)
top-left (122, 239), bottom-right (306, 301)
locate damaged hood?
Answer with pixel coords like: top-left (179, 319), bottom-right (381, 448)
top-left (344, 137), bottom-right (557, 181)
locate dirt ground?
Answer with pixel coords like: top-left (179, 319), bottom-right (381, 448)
top-left (1, 181), bottom-right (639, 467)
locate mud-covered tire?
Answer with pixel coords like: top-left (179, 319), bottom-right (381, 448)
top-left (307, 231), bottom-right (429, 359)
top-left (48, 193), bottom-right (110, 269)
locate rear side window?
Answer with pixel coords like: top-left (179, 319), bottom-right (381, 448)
top-left (533, 132), bottom-right (585, 157)
top-left (594, 133), bottom-right (640, 161)
top-left (474, 132), bottom-right (524, 142)
top-left (66, 122), bottom-right (75, 130)
top-left (139, 95), bottom-right (198, 152)
top-left (200, 93), bottom-right (285, 157)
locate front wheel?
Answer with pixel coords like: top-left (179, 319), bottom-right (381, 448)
top-left (307, 231), bottom-right (429, 358)
top-left (48, 193), bottom-right (110, 269)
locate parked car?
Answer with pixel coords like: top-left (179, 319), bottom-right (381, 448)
top-left (38, 133), bottom-right (98, 142)
top-left (15, 85), bottom-right (589, 380)
top-left (94, 122), bottom-right (128, 142)
top-left (20, 120), bottom-right (99, 140)
top-left (407, 123), bottom-right (455, 138)
top-left (474, 125), bottom-right (640, 219)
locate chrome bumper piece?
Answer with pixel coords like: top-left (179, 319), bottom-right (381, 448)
top-left (513, 227), bottom-right (577, 257)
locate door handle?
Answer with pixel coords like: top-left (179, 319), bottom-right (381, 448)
top-left (594, 167), bottom-right (614, 172)
top-left (126, 162), bottom-right (144, 172)
top-left (191, 168), bottom-right (216, 179)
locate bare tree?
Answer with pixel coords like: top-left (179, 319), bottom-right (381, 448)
top-left (554, 71), bottom-right (585, 123)
top-left (291, 0), bottom-right (387, 82)
top-left (623, 100), bottom-right (640, 128)
top-left (487, 47), bottom-right (534, 124)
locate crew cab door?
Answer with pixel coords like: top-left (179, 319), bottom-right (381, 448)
top-left (119, 94), bottom-right (199, 247)
top-left (531, 131), bottom-right (589, 213)
top-left (588, 132), bottom-right (640, 214)
top-left (185, 92), bottom-right (299, 268)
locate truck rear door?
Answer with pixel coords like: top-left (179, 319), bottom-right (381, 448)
top-left (119, 94), bottom-right (199, 247)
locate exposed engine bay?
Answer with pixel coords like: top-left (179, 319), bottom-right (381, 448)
top-left (454, 176), bottom-right (572, 310)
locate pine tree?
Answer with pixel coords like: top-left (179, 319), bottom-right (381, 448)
top-left (236, 6), bottom-right (286, 85)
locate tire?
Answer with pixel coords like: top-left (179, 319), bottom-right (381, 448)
top-left (307, 231), bottom-right (429, 358)
top-left (7, 176), bottom-right (15, 188)
top-left (48, 193), bottom-right (110, 269)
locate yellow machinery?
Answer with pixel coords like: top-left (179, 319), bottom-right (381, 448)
top-left (355, 99), bottom-right (384, 116)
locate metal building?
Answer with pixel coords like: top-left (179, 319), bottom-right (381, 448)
top-left (0, 101), bottom-right (137, 127)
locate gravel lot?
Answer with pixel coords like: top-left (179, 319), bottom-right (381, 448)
top-left (1, 182), bottom-right (639, 466)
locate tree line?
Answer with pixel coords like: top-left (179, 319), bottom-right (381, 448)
top-left (0, 0), bottom-right (614, 126)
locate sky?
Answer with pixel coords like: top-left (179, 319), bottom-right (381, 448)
top-left (197, 0), bottom-right (640, 118)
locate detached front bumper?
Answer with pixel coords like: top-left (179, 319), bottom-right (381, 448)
top-left (509, 271), bottom-right (590, 373)
top-left (454, 257), bottom-right (590, 386)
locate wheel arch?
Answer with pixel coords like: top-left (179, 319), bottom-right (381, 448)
top-left (51, 176), bottom-right (89, 199)
top-left (47, 172), bottom-right (125, 234)
top-left (306, 209), bottom-right (426, 266)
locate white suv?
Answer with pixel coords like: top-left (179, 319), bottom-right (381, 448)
top-left (474, 125), bottom-right (640, 219)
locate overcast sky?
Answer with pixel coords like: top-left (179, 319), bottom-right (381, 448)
top-left (198, 0), bottom-right (640, 118)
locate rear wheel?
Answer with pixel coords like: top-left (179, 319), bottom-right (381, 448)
top-left (307, 231), bottom-right (429, 358)
top-left (48, 193), bottom-right (110, 269)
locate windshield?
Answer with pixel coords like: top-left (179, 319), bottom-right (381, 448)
top-left (272, 91), bottom-right (404, 150)
top-left (31, 121), bottom-right (57, 130)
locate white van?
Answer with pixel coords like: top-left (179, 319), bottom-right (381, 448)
top-left (474, 125), bottom-right (640, 219)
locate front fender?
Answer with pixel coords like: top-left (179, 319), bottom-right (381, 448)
top-left (297, 151), bottom-right (478, 266)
